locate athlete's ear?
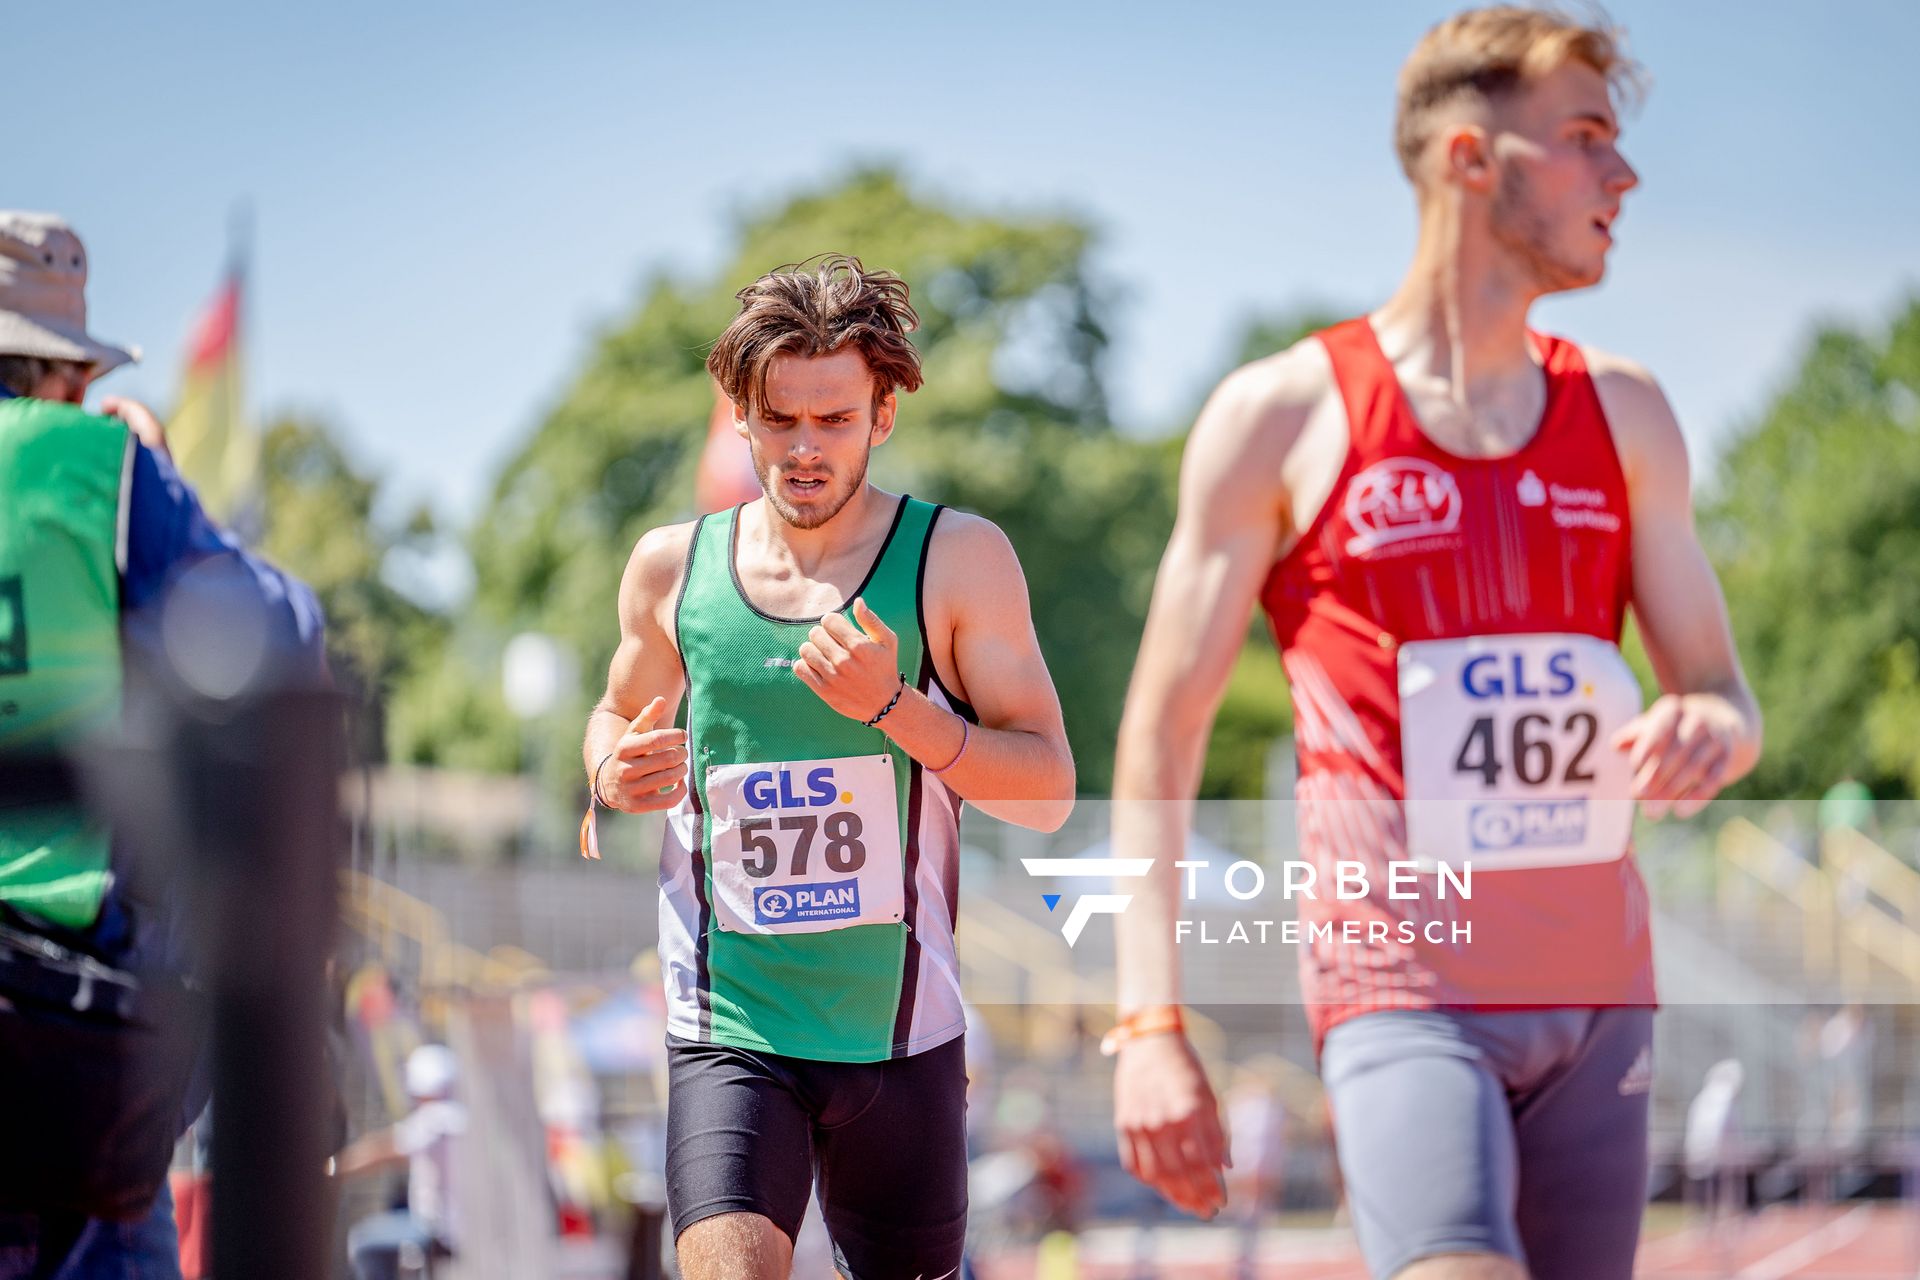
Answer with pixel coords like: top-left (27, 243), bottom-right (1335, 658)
top-left (730, 398), bottom-right (749, 439)
top-left (870, 391), bottom-right (897, 446)
top-left (1444, 125), bottom-right (1495, 193)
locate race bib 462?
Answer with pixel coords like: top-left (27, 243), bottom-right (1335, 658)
top-left (1399, 633), bottom-right (1642, 871)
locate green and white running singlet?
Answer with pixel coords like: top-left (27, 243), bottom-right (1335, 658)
top-left (661, 495), bottom-right (970, 1062)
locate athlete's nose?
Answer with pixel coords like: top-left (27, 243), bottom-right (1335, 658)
top-left (788, 425), bottom-right (825, 465)
top-left (1605, 146), bottom-right (1639, 197)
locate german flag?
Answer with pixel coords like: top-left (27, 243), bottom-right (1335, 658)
top-left (169, 266), bottom-right (257, 526)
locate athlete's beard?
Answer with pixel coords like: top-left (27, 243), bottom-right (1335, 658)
top-left (753, 443), bottom-right (870, 531)
top-left (1491, 164), bottom-right (1595, 293)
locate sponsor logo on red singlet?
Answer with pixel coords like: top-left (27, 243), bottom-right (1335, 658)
top-left (1343, 457), bottom-right (1463, 556)
top-left (1546, 480), bottom-right (1622, 532)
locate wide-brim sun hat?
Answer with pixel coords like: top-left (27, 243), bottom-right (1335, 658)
top-left (0, 211), bottom-right (139, 378)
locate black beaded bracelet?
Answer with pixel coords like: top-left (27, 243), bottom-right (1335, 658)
top-left (865, 674), bottom-right (908, 727)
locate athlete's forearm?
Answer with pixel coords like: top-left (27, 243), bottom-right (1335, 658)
top-left (880, 686), bottom-right (1075, 831)
top-left (331, 1128), bottom-right (403, 1179)
top-left (1110, 711), bottom-right (1211, 1013)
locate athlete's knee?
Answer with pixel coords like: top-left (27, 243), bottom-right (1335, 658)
top-left (676, 1211), bottom-right (793, 1280)
top-left (1393, 1252), bottom-right (1528, 1280)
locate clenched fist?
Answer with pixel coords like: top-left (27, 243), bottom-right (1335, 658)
top-left (595, 696), bottom-right (689, 815)
top-left (794, 598), bottom-right (902, 724)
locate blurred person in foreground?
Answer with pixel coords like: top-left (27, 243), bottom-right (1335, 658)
top-left (332, 1044), bottom-right (467, 1280)
top-left (0, 211), bottom-right (327, 1278)
top-left (581, 254), bottom-right (1074, 1280)
top-left (1107, 9), bottom-right (1760, 1278)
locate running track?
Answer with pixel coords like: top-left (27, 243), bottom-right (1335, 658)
top-left (974, 1205), bottom-right (1920, 1278)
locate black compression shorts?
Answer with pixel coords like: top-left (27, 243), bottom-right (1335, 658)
top-left (665, 1032), bottom-right (968, 1280)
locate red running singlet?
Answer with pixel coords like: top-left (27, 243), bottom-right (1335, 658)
top-left (1260, 318), bottom-right (1657, 1048)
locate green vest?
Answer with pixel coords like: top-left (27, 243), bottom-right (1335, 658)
top-left (0, 398), bottom-right (129, 929)
top-left (663, 496), bottom-right (968, 1061)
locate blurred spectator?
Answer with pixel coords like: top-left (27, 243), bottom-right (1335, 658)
top-left (1685, 1059), bottom-right (1746, 1222)
top-left (334, 1044), bottom-right (468, 1280)
top-left (1224, 1069), bottom-right (1288, 1222)
top-left (0, 211), bottom-right (325, 1279)
top-left (529, 989), bottom-right (601, 1233)
top-left (1026, 1131), bottom-right (1085, 1237)
top-left (1225, 1068), bottom-right (1288, 1280)
top-left (167, 1106), bottom-right (213, 1280)
top-left (1819, 1005), bottom-right (1874, 1164)
top-left (964, 1003), bottom-right (998, 1156)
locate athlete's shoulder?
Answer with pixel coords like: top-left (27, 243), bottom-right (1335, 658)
top-left (1579, 342), bottom-right (1664, 405)
top-left (1204, 336), bottom-right (1337, 438)
top-left (925, 506), bottom-right (1017, 571)
top-left (922, 507), bottom-right (1027, 608)
top-left (1179, 336), bottom-right (1336, 512)
top-left (621, 518), bottom-right (702, 608)
top-left (1578, 343), bottom-right (1689, 485)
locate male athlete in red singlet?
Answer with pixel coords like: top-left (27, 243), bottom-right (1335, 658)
top-left (1109, 9), bottom-right (1762, 1278)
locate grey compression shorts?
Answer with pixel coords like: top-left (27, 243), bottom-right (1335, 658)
top-left (1320, 1006), bottom-right (1654, 1279)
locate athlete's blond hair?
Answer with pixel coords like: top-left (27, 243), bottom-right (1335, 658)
top-left (1395, 5), bottom-right (1643, 182)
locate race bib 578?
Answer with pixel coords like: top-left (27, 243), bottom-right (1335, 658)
top-left (705, 754), bottom-right (905, 935)
top-left (1399, 633), bottom-right (1642, 871)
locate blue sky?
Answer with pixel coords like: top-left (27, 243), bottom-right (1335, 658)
top-left (15, 1), bottom-right (1919, 533)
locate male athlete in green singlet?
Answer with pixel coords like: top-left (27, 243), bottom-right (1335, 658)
top-left (582, 254), bottom-right (1076, 1280)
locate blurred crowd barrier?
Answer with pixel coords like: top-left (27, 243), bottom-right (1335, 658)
top-left (325, 793), bottom-right (1919, 1275)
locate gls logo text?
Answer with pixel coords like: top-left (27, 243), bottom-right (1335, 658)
top-left (742, 767), bottom-right (848, 810)
top-left (1021, 858), bottom-right (1153, 947)
top-left (1460, 651), bottom-right (1577, 699)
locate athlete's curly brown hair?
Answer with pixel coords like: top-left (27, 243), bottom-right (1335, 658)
top-left (707, 254), bottom-right (924, 418)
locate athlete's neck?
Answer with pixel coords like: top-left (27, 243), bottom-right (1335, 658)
top-left (746, 484), bottom-right (895, 579)
top-left (1373, 199), bottom-right (1544, 406)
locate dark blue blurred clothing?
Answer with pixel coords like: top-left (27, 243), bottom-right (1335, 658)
top-left (0, 1182), bottom-right (178, 1280)
top-left (121, 438), bottom-right (328, 688)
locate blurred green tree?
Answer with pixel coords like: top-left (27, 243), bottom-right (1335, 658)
top-left (1224, 307), bottom-right (1349, 372)
top-left (255, 416), bottom-right (451, 761)
top-left (1701, 298), bottom-right (1920, 798)
top-left (422, 166), bottom-right (1173, 796)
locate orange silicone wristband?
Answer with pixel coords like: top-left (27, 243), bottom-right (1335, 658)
top-left (1100, 1005), bottom-right (1185, 1056)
